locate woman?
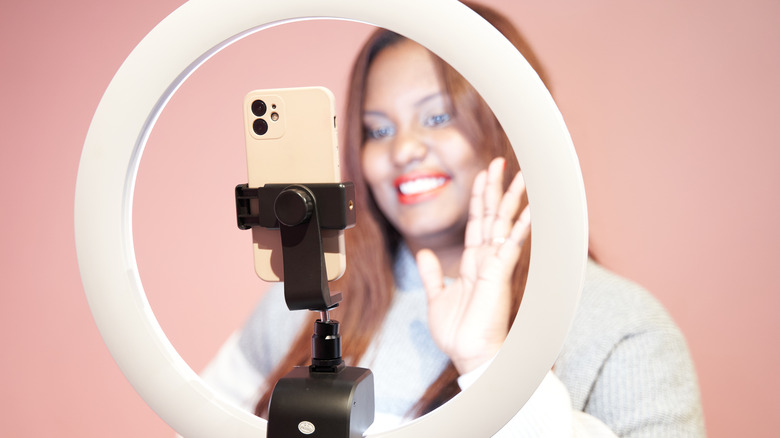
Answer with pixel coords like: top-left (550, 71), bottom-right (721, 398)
top-left (203, 3), bottom-right (705, 436)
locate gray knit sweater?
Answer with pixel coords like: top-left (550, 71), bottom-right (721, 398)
top-left (227, 249), bottom-right (705, 436)
top-left (554, 260), bottom-right (705, 437)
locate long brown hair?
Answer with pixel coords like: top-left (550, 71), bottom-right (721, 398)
top-left (255, 1), bottom-right (551, 418)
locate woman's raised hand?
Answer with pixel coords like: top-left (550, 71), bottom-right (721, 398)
top-left (416, 157), bottom-right (531, 375)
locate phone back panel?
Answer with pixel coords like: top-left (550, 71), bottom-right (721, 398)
top-left (243, 87), bottom-right (345, 282)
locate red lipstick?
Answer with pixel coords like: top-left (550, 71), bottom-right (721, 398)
top-left (393, 172), bottom-right (451, 205)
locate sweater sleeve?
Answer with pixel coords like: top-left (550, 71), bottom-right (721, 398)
top-left (200, 285), bottom-right (308, 414)
top-left (581, 315), bottom-right (705, 437)
top-left (200, 331), bottom-right (267, 413)
top-left (555, 261), bottom-right (706, 437)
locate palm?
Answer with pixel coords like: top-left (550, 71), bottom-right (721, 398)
top-left (417, 158), bottom-right (530, 375)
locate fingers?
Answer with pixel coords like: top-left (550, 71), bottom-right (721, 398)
top-left (481, 158), bottom-right (506, 240)
top-left (496, 206), bottom-right (531, 262)
top-left (465, 156), bottom-right (526, 243)
top-left (416, 248), bottom-right (445, 300)
top-left (491, 171), bottom-right (526, 243)
top-left (464, 170), bottom-right (487, 248)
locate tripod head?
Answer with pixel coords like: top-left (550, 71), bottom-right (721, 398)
top-left (236, 181), bottom-right (374, 438)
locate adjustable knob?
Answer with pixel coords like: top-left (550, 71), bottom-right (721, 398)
top-left (274, 186), bottom-right (314, 226)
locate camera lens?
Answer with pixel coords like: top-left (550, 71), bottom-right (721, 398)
top-left (253, 118), bottom-right (269, 136)
top-left (251, 99), bottom-right (267, 117)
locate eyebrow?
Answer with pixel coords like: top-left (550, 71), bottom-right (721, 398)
top-left (414, 92), bottom-right (446, 108)
top-left (363, 92), bottom-right (446, 118)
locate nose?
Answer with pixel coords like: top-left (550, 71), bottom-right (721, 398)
top-left (390, 129), bottom-right (427, 167)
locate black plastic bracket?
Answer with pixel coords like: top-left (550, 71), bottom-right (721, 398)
top-left (234, 182), bottom-right (356, 311)
top-left (235, 181), bottom-right (375, 437)
top-left (235, 183), bottom-right (355, 231)
top-left (277, 184), bottom-right (340, 311)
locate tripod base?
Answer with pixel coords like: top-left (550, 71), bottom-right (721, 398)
top-left (267, 365), bottom-right (375, 438)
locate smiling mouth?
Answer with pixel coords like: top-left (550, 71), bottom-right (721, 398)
top-left (395, 174), bottom-right (450, 204)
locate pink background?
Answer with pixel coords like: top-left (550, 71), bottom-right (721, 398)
top-left (2, 0), bottom-right (778, 436)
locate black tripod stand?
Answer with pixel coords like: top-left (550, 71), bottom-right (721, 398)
top-left (236, 182), bottom-right (375, 438)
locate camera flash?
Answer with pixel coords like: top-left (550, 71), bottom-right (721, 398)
top-left (271, 112), bottom-right (279, 122)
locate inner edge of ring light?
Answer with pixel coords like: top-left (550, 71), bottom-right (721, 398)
top-left (124, 19), bottom-right (564, 437)
top-left (107, 7), bottom-right (584, 438)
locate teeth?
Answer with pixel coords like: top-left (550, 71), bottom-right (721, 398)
top-left (398, 177), bottom-right (447, 195)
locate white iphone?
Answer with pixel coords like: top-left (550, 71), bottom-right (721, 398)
top-left (243, 86), bottom-right (346, 282)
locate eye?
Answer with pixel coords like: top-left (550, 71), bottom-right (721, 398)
top-left (365, 125), bottom-right (396, 140)
top-left (423, 112), bottom-right (452, 127)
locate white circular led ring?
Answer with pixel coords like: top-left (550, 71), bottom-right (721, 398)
top-left (74, 0), bottom-right (588, 437)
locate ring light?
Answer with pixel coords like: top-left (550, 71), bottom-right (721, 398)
top-left (74, 0), bottom-right (587, 436)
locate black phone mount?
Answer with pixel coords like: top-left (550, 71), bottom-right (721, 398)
top-left (235, 182), bottom-right (375, 438)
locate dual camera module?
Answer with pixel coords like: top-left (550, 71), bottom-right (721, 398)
top-left (251, 99), bottom-right (279, 136)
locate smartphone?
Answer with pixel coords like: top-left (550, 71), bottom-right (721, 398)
top-left (243, 86), bottom-right (345, 282)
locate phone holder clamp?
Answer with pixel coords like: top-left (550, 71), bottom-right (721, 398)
top-left (235, 182), bottom-right (374, 438)
top-left (235, 182), bottom-right (356, 311)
